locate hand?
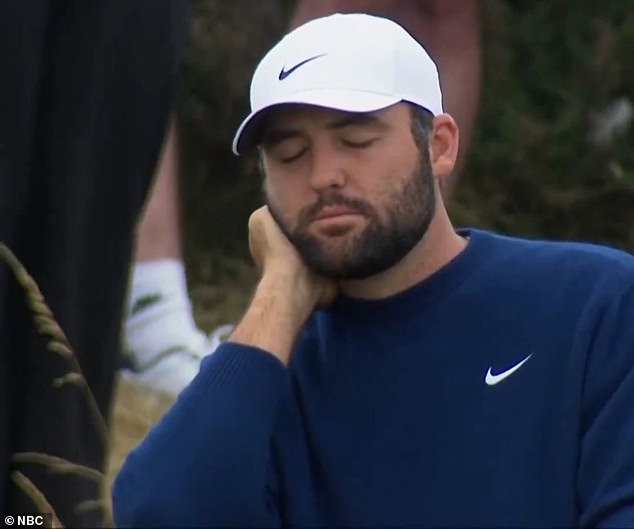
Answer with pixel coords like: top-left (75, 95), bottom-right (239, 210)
top-left (248, 206), bottom-right (336, 311)
top-left (228, 207), bottom-right (336, 365)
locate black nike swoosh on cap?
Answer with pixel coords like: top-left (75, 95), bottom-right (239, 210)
top-left (278, 53), bottom-right (327, 80)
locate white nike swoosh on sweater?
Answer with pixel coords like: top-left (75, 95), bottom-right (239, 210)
top-left (485, 354), bottom-right (533, 386)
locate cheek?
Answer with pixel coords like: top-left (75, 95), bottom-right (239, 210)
top-left (264, 176), bottom-right (304, 227)
top-left (361, 151), bottom-right (404, 188)
top-left (364, 160), bottom-right (417, 216)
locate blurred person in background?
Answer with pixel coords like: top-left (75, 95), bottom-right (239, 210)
top-left (0, 1), bottom-right (191, 526)
top-left (121, 0), bottom-right (481, 396)
top-left (120, 117), bottom-right (231, 397)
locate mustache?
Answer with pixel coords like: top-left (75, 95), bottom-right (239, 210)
top-left (298, 193), bottom-right (375, 227)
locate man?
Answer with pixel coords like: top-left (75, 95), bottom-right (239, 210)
top-left (0, 1), bottom-right (190, 526)
top-left (112, 14), bottom-right (634, 528)
top-left (120, 0), bottom-right (479, 397)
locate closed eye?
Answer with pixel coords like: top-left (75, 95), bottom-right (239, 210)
top-left (342, 138), bottom-right (377, 149)
top-left (280, 147), bottom-right (307, 163)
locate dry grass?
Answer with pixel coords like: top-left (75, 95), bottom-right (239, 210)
top-left (1, 243), bottom-right (111, 525)
top-left (106, 378), bottom-right (174, 486)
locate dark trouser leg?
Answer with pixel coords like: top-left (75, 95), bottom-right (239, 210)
top-left (0, 0), bottom-right (56, 517)
top-left (0, 1), bottom-right (191, 525)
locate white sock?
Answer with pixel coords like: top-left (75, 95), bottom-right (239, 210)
top-left (124, 258), bottom-right (207, 369)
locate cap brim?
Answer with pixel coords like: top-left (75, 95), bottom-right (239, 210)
top-left (232, 89), bottom-right (401, 155)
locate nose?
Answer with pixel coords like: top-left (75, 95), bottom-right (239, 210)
top-left (307, 141), bottom-right (346, 192)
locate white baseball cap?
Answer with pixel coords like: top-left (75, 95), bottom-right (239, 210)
top-left (232, 13), bottom-right (444, 155)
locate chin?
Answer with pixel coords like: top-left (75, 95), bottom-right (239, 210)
top-left (312, 234), bottom-right (361, 258)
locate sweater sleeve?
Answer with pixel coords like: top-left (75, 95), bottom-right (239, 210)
top-left (578, 285), bottom-right (634, 528)
top-left (111, 342), bottom-right (288, 528)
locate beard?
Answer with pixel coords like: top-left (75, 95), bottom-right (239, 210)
top-left (266, 152), bottom-right (436, 280)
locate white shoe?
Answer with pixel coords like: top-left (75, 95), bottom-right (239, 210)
top-left (120, 324), bottom-right (234, 397)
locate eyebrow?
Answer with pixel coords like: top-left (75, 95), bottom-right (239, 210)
top-left (326, 112), bottom-right (385, 130)
top-left (261, 111), bottom-right (387, 148)
top-left (261, 127), bottom-right (302, 148)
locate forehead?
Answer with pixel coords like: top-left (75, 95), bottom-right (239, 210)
top-left (261, 102), bottom-right (408, 135)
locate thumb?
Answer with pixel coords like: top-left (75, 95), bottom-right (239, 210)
top-left (248, 210), bottom-right (265, 271)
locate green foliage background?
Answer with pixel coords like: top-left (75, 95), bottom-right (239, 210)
top-left (175, 0), bottom-right (634, 296)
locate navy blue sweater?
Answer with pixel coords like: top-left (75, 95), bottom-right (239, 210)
top-left (112, 229), bottom-right (634, 528)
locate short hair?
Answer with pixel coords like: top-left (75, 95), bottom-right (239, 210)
top-left (409, 104), bottom-right (434, 154)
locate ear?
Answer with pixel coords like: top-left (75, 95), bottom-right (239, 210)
top-left (429, 114), bottom-right (460, 181)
